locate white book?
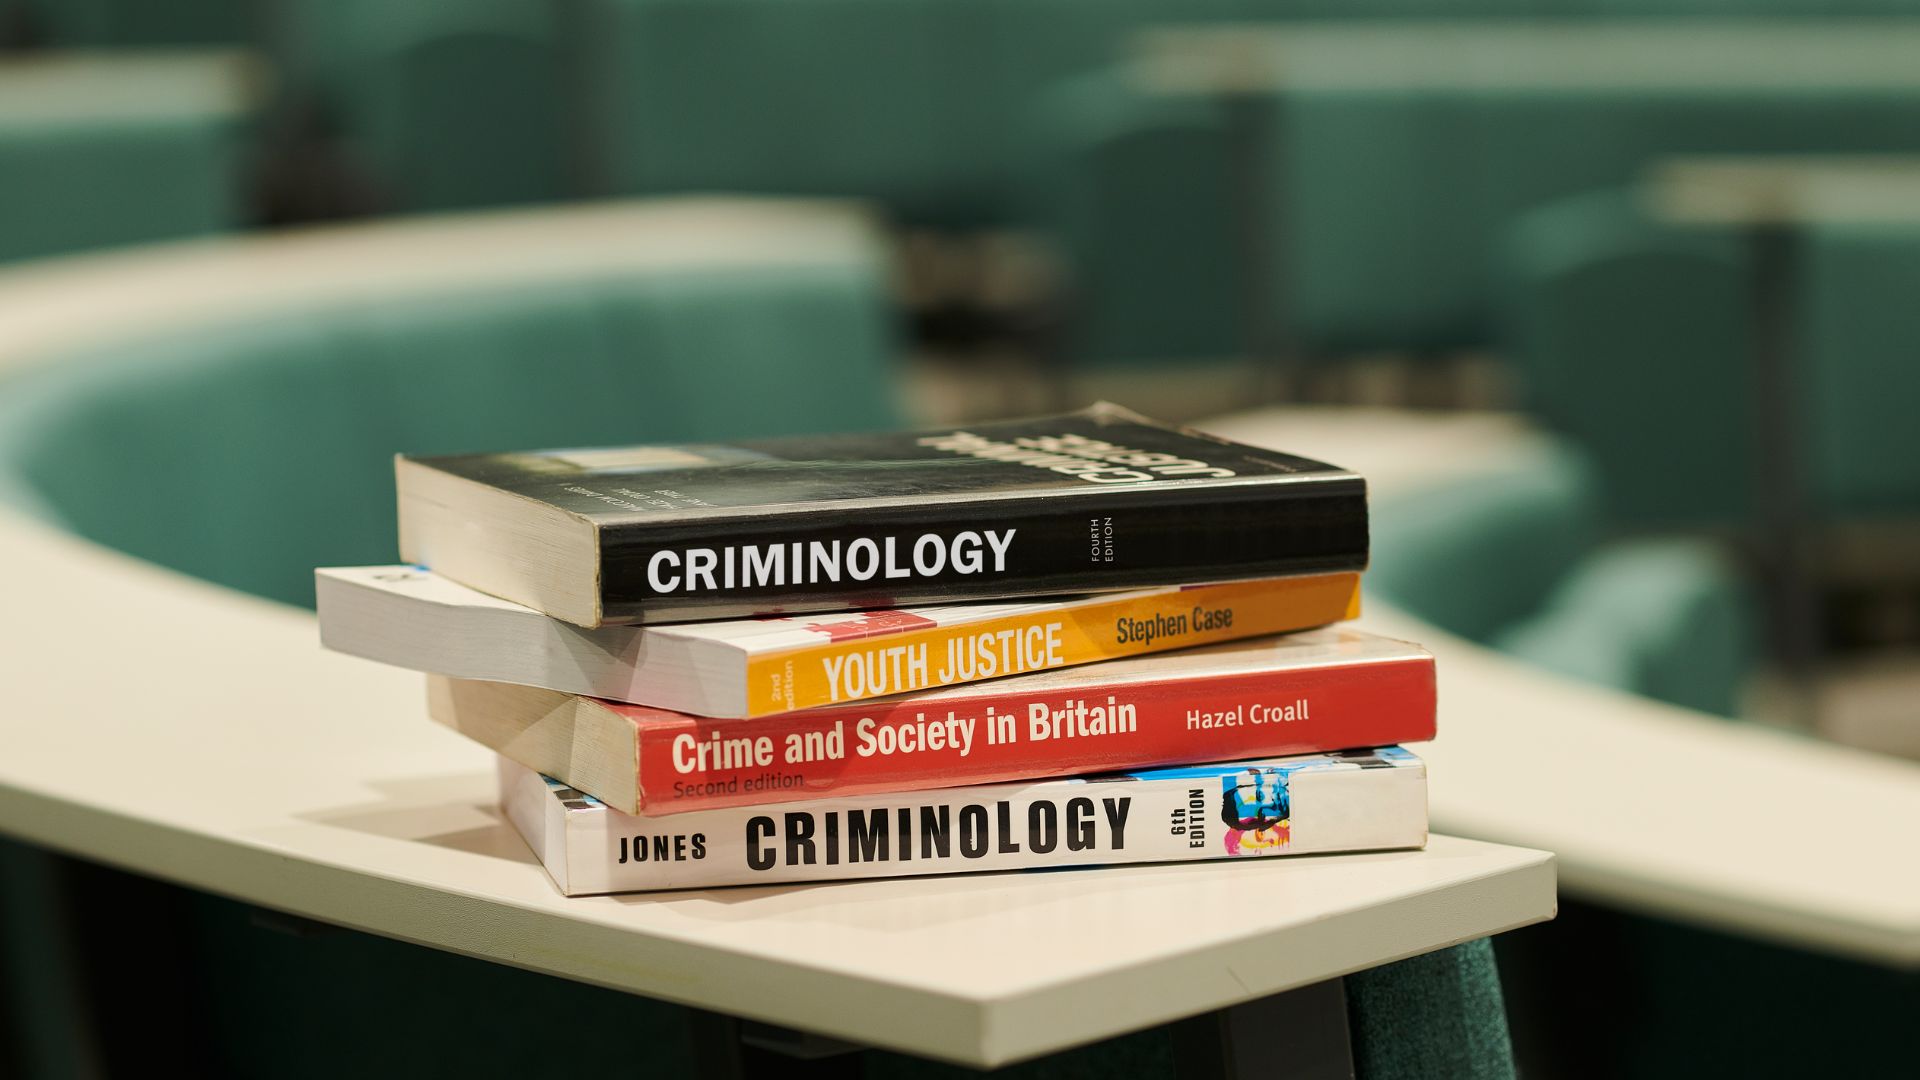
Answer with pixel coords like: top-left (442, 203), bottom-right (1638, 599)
top-left (499, 748), bottom-right (1427, 894)
top-left (316, 564), bottom-right (1360, 719)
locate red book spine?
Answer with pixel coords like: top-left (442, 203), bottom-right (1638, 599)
top-left (630, 658), bottom-right (1435, 814)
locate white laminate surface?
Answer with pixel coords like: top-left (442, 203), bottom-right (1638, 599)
top-left (0, 515), bottom-right (1553, 1066)
top-left (1136, 21), bottom-right (1920, 96)
top-left (1203, 406), bottom-right (1920, 968)
top-left (1646, 155), bottom-right (1920, 227)
top-left (0, 197), bottom-right (886, 376)
top-left (0, 50), bottom-right (261, 127)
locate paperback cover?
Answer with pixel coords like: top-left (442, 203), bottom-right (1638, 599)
top-left (500, 747), bottom-right (1428, 893)
top-left (397, 403), bottom-right (1366, 626)
top-left (318, 565), bottom-right (1362, 718)
top-left (430, 628), bottom-right (1435, 815)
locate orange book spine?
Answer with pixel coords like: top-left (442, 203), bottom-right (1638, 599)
top-left (742, 572), bottom-right (1361, 717)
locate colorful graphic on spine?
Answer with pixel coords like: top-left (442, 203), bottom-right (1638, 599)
top-left (1149, 749), bottom-right (1415, 856)
top-left (800, 610), bottom-right (940, 642)
top-left (1221, 768), bottom-right (1291, 855)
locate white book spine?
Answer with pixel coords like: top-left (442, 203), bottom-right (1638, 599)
top-left (500, 749), bottom-right (1427, 894)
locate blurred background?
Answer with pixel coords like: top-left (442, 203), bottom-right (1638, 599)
top-left (0, 1), bottom-right (1916, 1077)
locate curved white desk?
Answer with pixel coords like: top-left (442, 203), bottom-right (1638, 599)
top-left (0, 516), bottom-right (1552, 1066)
top-left (1203, 407), bottom-right (1920, 968)
top-left (0, 205), bottom-right (1554, 1068)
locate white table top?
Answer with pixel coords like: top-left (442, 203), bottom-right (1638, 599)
top-left (1646, 155), bottom-right (1920, 227)
top-left (1202, 407), bottom-right (1920, 968)
top-left (0, 50), bottom-right (260, 128)
top-left (0, 197), bottom-right (885, 376)
top-left (0, 210), bottom-right (1555, 1068)
top-left (0, 515), bottom-right (1552, 1067)
top-left (1134, 20), bottom-right (1920, 96)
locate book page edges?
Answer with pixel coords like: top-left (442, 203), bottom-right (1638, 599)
top-left (427, 676), bottom-right (642, 813)
top-left (396, 456), bottom-right (602, 626)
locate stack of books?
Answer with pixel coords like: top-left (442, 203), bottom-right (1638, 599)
top-left (317, 404), bottom-right (1436, 893)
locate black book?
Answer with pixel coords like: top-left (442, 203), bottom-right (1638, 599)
top-left (395, 403), bottom-right (1366, 626)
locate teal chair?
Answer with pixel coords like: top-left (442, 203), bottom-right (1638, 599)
top-left (0, 262), bottom-right (901, 609)
top-left (1493, 538), bottom-right (1755, 717)
top-left (1025, 70), bottom-right (1246, 369)
top-left (1501, 189), bottom-right (1758, 528)
top-left (1504, 188), bottom-right (1920, 530)
top-left (572, 0), bottom-right (1233, 225)
top-left (0, 121), bottom-right (248, 264)
top-left (237, 2), bottom-right (1920, 307)
top-left (1368, 441), bottom-right (1605, 646)
top-left (1004, 22), bottom-right (1920, 356)
top-left (1367, 436), bottom-right (1757, 716)
top-left (1266, 30), bottom-right (1920, 352)
top-left (265, 0), bottom-right (571, 211)
top-left (570, 0), bottom-right (1011, 224)
top-left (1797, 221), bottom-right (1920, 518)
top-left (0, 232), bottom-right (1521, 1078)
top-left (0, 57), bottom-right (253, 263)
top-left (561, 1), bottom-right (1920, 236)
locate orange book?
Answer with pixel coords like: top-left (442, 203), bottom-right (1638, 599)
top-left (319, 566), bottom-right (1361, 718)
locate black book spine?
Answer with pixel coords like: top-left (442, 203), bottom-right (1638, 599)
top-left (598, 480), bottom-right (1366, 623)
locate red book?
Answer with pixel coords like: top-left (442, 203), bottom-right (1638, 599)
top-left (427, 628), bottom-right (1435, 816)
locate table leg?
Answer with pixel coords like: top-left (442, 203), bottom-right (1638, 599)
top-left (1172, 977), bottom-right (1354, 1080)
top-left (1223, 91), bottom-right (1294, 395)
top-left (690, 1009), bottom-right (865, 1080)
top-left (1748, 224), bottom-right (1822, 728)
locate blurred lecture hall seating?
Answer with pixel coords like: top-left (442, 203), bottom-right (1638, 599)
top-left (0, 1), bottom-right (1916, 1078)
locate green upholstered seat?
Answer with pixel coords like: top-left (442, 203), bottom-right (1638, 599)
top-left (1368, 441), bottom-right (1604, 646)
top-left (1025, 70), bottom-right (1244, 368)
top-left (267, 0), bottom-right (571, 211)
top-left (0, 262), bottom-right (900, 608)
top-left (1236, 24), bottom-right (1920, 352)
top-left (1286, 90), bottom-right (1920, 353)
top-left (1347, 938), bottom-right (1518, 1080)
top-left (1797, 222), bottom-right (1920, 518)
top-left (0, 120), bottom-right (245, 263)
top-left (1501, 189), bottom-right (1757, 528)
top-left (0, 54), bottom-right (252, 263)
top-left (1366, 436), bottom-right (1757, 714)
top-left (574, 0), bottom-right (1302, 224)
top-left (1503, 187), bottom-right (1920, 532)
top-left (1493, 537), bottom-right (1756, 716)
top-left (1271, 85), bottom-right (1492, 353)
top-left (569, 0), bottom-right (1029, 224)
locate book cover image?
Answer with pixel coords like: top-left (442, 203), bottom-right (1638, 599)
top-left (419, 404), bottom-right (1347, 511)
top-left (398, 403), bottom-right (1368, 624)
top-left (501, 748), bottom-right (1427, 893)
